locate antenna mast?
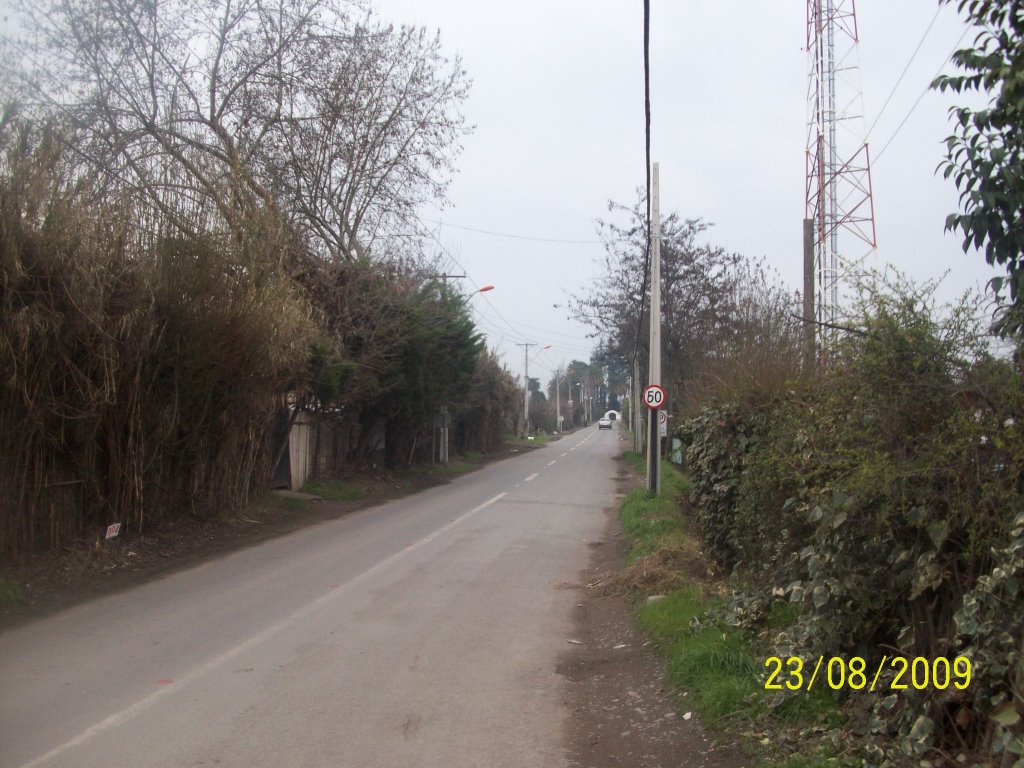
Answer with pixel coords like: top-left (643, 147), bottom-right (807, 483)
top-left (805, 0), bottom-right (877, 337)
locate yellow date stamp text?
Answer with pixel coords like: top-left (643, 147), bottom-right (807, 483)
top-left (763, 655), bottom-right (971, 692)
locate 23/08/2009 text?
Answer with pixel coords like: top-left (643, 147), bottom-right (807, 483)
top-left (764, 655), bottom-right (971, 693)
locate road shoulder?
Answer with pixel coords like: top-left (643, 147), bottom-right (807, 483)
top-left (0, 441), bottom-right (549, 632)
top-left (558, 468), bottom-right (747, 768)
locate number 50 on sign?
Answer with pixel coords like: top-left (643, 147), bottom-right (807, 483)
top-left (643, 384), bottom-right (665, 409)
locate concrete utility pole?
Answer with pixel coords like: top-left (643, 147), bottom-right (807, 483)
top-left (555, 368), bottom-right (562, 432)
top-left (633, 357), bottom-right (641, 453)
top-left (647, 163), bottom-right (662, 496)
top-left (515, 342), bottom-right (536, 435)
top-left (802, 218), bottom-right (816, 372)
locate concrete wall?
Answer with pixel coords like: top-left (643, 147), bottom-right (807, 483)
top-left (288, 411), bottom-right (316, 492)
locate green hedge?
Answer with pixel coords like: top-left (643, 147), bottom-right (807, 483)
top-left (681, 287), bottom-right (1024, 761)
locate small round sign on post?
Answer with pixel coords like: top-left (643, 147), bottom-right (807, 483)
top-left (643, 384), bottom-right (665, 409)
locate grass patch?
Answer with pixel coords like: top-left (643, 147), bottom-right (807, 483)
top-left (301, 478), bottom-right (365, 502)
top-left (618, 452), bottom-right (691, 563)
top-left (400, 459), bottom-right (480, 478)
top-left (0, 576), bottom-right (23, 607)
top-left (431, 460), bottom-right (474, 475)
top-left (508, 433), bottom-right (550, 447)
top-left (637, 587), bottom-right (762, 723)
top-left (279, 497), bottom-right (309, 512)
top-left (246, 491), bottom-right (310, 517)
top-left (614, 449), bottom-right (841, 758)
top-left (620, 487), bottom-right (687, 562)
top-left (623, 449), bottom-right (646, 474)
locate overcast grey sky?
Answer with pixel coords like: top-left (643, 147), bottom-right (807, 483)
top-left (371, 0), bottom-right (994, 386)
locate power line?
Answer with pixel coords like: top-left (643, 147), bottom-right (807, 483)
top-left (866, 5), bottom-right (943, 140)
top-left (415, 214), bottom-right (598, 360)
top-left (634, 0), bottom-right (652, 372)
top-left (424, 219), bottom-right (606, 245)
top-left (830, 26), bottom-right (975, 284)
top-left (874, 26), bottom-right (971, 163)
top-left (417, 218), bottom-right (526, 339)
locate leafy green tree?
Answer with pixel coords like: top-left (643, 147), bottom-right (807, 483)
top-left (454, 349), bottom-right (519, 454)
top-left (934, 0), bottom-right (1024, 337)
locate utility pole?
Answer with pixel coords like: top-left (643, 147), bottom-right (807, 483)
top-left (515, 342), bottom-right (536, 435)
top-left (647, 162), bottom-right (662, 496)
top-left (633, 356), bottom-right (641, 453)
top-left (802, 218), bottom-right (816, 372)
top-left (555, 368), bottom-right (562, 433)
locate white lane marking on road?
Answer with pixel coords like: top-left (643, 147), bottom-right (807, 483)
top-left (524, 473), bottom-right (539, 482)
top-left (547, 460), bottom-right (557, 467)
top-left (18, 491), bottom-right (508, 768)
top-left (560, 452), bottom-right (568, 457)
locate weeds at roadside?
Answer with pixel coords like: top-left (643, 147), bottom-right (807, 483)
top-left (429, 461), bottom-right (474, 475)
top-left (613, 450), bottom-right (841, 767)
top-left (508, 434), bottom-right (551, 447)
top-left (0, 576), bottom-right (23, 607)
top-left (300, 479), bottom-right (366, 502)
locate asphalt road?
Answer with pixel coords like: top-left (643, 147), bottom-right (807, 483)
top-left (1, 425), bottom-right (623, 768)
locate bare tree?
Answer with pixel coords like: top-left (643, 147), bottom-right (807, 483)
top-left (263, 20), bottom-right (470, 261)
top-left (571, 193), bottom-right (744, 405)
top-left (3, 1), bottom-right (469, 259)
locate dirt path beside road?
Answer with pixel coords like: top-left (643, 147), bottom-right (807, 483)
top-left (558, 472), bottom-right (748, 768)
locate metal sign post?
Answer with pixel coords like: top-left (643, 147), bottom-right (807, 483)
top-left (646, 162), bottom-right (662, 496)
top-left (643, 384), bottom-right (664, 496)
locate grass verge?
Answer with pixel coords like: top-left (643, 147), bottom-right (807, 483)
top-left (615, 451), bottom-right (840, 766)
top-left (508, 434), bottom-right (551, 447)
top-left (0, 576), bottom-right (23, 608)
top-left (300, 478), bottom-right (366, 502)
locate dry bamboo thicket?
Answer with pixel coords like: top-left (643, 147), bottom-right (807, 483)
top-left (0, 0), bottom-right (517, 560)
top-left (0, 125), bottom-right (315, 559)
top-left (0, 118), bottom-right (521, 561)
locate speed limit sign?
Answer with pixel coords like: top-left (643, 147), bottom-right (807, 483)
top-left (643, 384), bottom-right (665, 409)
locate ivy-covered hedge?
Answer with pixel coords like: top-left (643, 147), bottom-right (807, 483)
top-left (681, 286), bottom-right (1024, 763)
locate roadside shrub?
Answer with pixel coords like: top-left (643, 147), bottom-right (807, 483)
top-left (681, 275), bottom-right (1024, 761)
top-left (453, 349), bottom-right (520, 455)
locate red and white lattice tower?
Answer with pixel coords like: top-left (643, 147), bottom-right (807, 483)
top-left (806, 0), bottom-right (877, 332)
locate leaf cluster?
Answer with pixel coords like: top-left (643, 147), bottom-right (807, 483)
top-left (934, 0), bottom-right (1024, 337)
